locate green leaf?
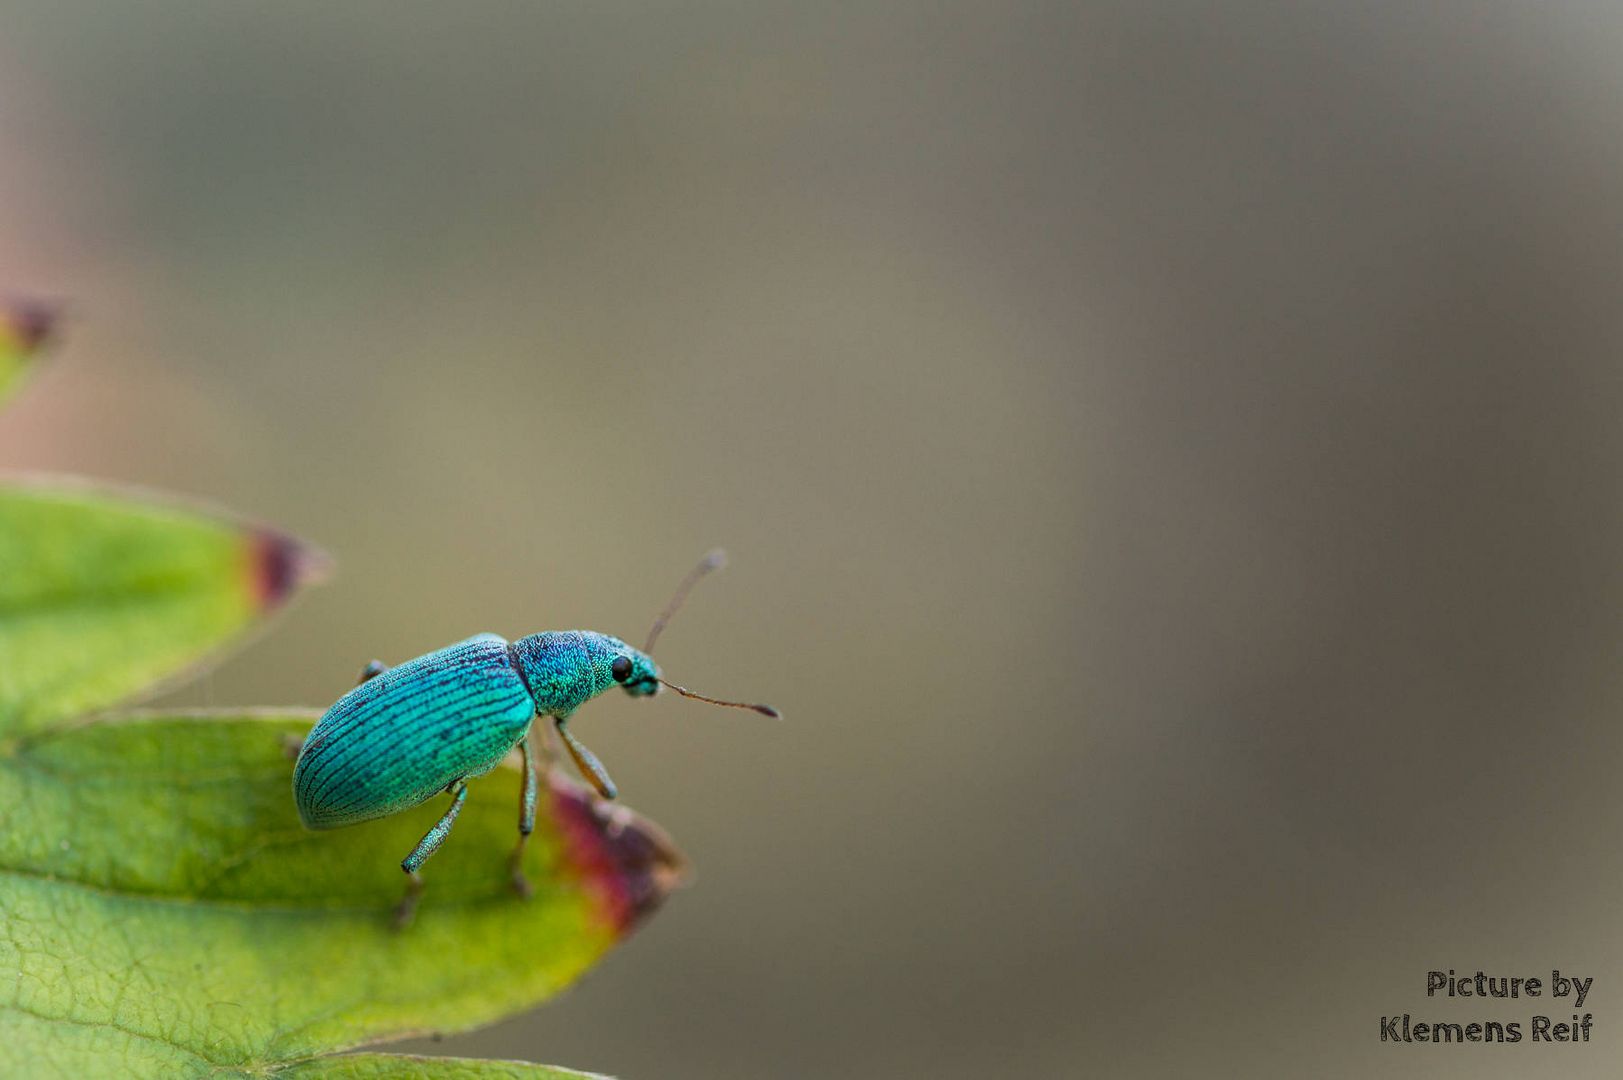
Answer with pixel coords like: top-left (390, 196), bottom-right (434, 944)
top-left (0, 479), bottom-right (327, 741)
top-left (0, 300), bottom-right (57, 406)
top-left (276, 1052), bottom-right (608, 1078)
top-left (0, 711), bottom-right (683, 1079)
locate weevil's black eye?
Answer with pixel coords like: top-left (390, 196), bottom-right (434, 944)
top-left (611, 656), bottom-right (634, 683)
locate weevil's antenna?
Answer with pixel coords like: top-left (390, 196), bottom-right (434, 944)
top-left (643, 547), bottom-right (728, 654)
top-left (657, 677), bottom-right (781, 718)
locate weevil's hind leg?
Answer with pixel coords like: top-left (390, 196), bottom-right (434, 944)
top-left (555, 717), bottom-right (618, 800)
top-left (392, 780), bottom-right (469, 929)
top-left (280, 733), bottom-right (305, 761)
top-left (358, 660), bottom-right (389, 684)
top-left (507, 732), bottom-right (539, 899)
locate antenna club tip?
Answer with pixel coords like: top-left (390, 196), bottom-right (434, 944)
top-left (754, 704), bottom-right (782, 719)
top-left (703, 548), bottom-right (728, 570)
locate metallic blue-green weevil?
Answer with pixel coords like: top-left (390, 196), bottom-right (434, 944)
top-left (291, 550), bottom-right (777, 926)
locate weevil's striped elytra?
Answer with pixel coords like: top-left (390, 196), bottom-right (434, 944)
top-left (295, 634), bottom-right (534, 828)
top-left (291, 549), bottom-right (779, 927)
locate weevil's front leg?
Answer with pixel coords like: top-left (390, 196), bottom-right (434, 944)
top-left (555, 717), bottom-right (618, 800)
top-left (358, 660), bottom-right (389, 684)
top-left (393, 780), bottom-right (469, 929)
top-left (507, 732), bottom-right (539, 899)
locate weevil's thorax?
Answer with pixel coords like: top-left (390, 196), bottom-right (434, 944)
top-left (509, 630), bottom-right (659, 715)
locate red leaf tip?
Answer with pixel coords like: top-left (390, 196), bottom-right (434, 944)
top-left (249, 529), bottom-right (332, 608)
top-left (3, 298), bottom-right (61, 353)
top-left (550, 776), bottom-right (690, 935)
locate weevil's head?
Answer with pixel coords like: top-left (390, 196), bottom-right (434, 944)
top-left (606, 640), bottom-right (661, 698)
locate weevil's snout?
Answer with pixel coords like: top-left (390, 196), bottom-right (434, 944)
top-left (610, 650), bottom-right (661, 697)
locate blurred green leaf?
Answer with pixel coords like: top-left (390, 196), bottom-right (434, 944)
top-left (0, 711), bottom-right (682, 1078)
top-left (0, 479), bottom-right (326, 741)
top-left (0, 300), bottom-right (56, 406)
top-left (276, 1053), bottom-right (608, 1078)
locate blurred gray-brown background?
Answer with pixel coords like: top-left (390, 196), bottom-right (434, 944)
top-left (5, 4), bottom-right (1623, 1078)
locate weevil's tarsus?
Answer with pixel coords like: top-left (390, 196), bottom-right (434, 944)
top-left (280, 732), bottom-right (305, 761)
top-left (394, 870), bottom-right (425, 930)
top-left (508, 857), bottom-right (534, 899)
top-left (509, 733), bottom-right (539, 898)
top-left (358, 659), bottom-right (389, 684)
top-left (395, 777), bottom-right (469, 922)
top-left (555, 718), bottom-right (618, 800)
top-left (643, 547), bottom-right (728, 654)
top-left (657, 677), bottom-right (781, 719)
